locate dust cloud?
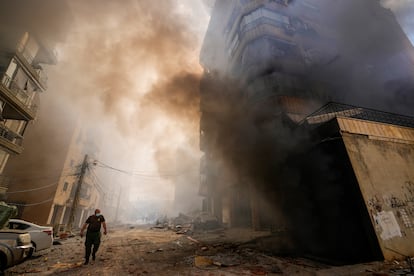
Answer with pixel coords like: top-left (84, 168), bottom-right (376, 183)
top-left (4, 0), bottom-right (211, 220)
top-left (50, 0), bottom-right (211, 218)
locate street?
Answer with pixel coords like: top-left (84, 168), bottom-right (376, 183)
top-left (4, 225), bottom-right (413, 276)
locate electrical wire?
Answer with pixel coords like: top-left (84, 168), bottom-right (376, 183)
top-left (88, 168), bottom-right (105, 195)
top-left (8, 197), bottom-right (54, 207)
top-left (4, 169), bottom-right (85, 194)
top-left (5, 181), bottom-right (60, 194)
top-left (94, 160), bottom-right (198, 178)
top-left (4, 171), bottom-right (79, 182)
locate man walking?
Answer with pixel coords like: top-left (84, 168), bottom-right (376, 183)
top-left (80, 209), bottom-right (107, 264)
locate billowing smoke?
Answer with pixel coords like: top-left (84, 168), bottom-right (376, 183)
top-left (198, 0), bottom-right (414, 239)
top-left (3, 0), bottom-right (211, 220)
top-left (381, 0), bottom-right (414, 43)
top-left (49, 0), bottom-right (210, 217)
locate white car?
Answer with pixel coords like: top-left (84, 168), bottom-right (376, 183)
top-left (6, 219), bottom-right (53, 255)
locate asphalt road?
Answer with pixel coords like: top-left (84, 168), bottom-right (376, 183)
top-left (4, 225), bottom-right (413, 275)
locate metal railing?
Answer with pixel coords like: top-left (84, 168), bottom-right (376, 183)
top-left (1, 74), bottom-right (38, 112)
top-left (303, 102), bottom-right (414, 128)
top-left (15, 51), bottom-right (48, 89)
top-left (0, 124), bottom-right (23, 146)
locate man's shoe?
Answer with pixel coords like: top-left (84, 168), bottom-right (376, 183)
top-left (92, 254), bottom-right (96, 261)
top-left (84, 259), bottom-right (89, 265)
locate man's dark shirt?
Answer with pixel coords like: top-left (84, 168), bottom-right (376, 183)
top-left (86, 215), bottom-right (105, 233)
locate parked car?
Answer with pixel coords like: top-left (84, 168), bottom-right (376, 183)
top-left (0, 230), bottom-right (32, 270)
top-left (5, 219), bottom-right (53, 256)
top-left (0, 203), bottom-right (33, 272)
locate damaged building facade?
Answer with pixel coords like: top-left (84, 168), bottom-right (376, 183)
top-left (4, 121), bottom-right (105, 233)
top-left (0, 1), bottom-right (103, 232)
top-left (0, 31), bottom-right (51, 195)
top-left (199, 0), bottom-right (414, 264)
top-left (0, 0), bottom-right (72, 199)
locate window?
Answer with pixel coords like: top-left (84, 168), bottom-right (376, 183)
top-left (8, 222), bottom-right (30, 230)
top-left (70, 183), bottom-right (77, 198)
top-left (63, 182), bottom-right (69, 192)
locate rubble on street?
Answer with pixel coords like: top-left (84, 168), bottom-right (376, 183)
top-left (4, 223), bottom-right (414, 276)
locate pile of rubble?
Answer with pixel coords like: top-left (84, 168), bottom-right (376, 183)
top-left (152, 211), bottom-right (220, 234)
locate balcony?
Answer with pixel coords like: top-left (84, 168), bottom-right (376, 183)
top-left (0, 74), bottom-right (37, 120)
top-left (15, 51), bottom-right (47, 90)
top-left (0, 124), bottom-right (23, 155)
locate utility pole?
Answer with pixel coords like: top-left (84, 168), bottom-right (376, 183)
top-left (67, 154), bottom-right (89, 232)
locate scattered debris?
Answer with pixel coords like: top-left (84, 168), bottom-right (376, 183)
top-left (194, 256), bottom-right (215, 269)
top-left (186, 236), bottom-right (200, 244)
top-left (151, 211), bottom-right (220, 233)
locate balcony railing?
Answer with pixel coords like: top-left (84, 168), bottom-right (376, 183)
top-left (15, 51), bottom-right (47, 90)
top-left (0, 124), bottom-right (23, 147)
top-left (303, 102), bottom-right (414, 129)
top-left (1, 74), bottom-right (38, 114)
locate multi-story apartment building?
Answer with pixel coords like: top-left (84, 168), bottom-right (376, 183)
top-left (46, 127), bottom-right (104, 232)
top-left (0, 0), bottom-right (71, 198)
top-left (200, 0), bottom-right (414, 263)
top-left (4, 117), bottom-right (104, 232)
top-left (0, 30), bottom-right (56, 197)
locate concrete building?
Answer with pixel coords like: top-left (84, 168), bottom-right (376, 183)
top-left (199, 0), bottom-right (414, 263)
top-left (0, 31), bottom-right (55, 197)
top-left (4, 118), bottom-right (104, 232)
top-left (0, 0), bottom-right (71, 199)
top-left (281, 103), bottom-right (414, 263)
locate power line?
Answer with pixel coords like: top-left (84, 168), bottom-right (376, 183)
top-left (4, 171), bottom-right (79, 182)
top-left (5, 181), bottom-right (60, 194)
top-left (8, 197), bottom-right (54, 207)
top-left (4, 170), bottom-right (83, 194)
top-left (88, 168), bottom-right (105, 195)
top-left (94, 160), bottom-right (198, 178)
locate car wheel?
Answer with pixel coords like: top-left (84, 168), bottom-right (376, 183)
top-left (0, 253), bottom-right (7, 272)
top-left (28, 242), bottom-right (36, 258)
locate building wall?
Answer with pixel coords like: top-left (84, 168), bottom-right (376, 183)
top-left (47, 125), bottom-right (102, 229)
top-left (340, 118), bottom-right (414, 260)
top-left (0, 0), bottom-right (72, 198)
top-left (4, 99), bottom-right (77, 225)
top-left (200, 0), bottom-right (414, 231)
